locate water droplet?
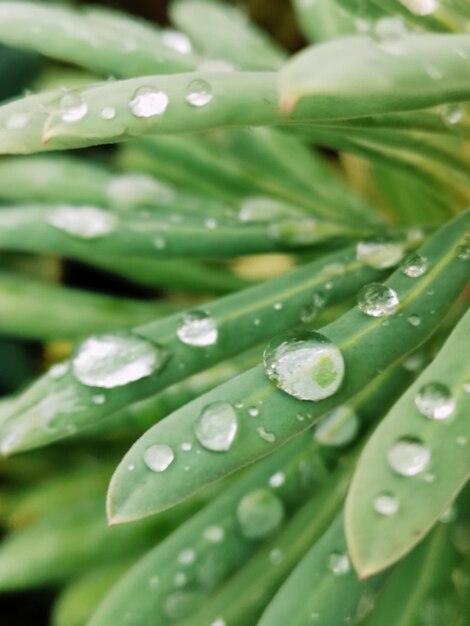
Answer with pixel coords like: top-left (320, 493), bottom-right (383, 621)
top-left (328, 551), bottom-right (350, 576)
top-left (178, 549), bottom-right (196, 566)
top-left (49, 206), bottom-right (117, 239)
top-left (440, 504), bottom-right (457, 524)
top-left (238, 197), bottom-right (292, 223)
top-left (72, 332), bottom-right (167, 388)
top-left (185, 79), bottom-right (213, 107)
top-left (204, 525), bottom-right (225, 543)
top-left (464, 382), bottom-right (470, 393)
top-left (373, 17), bottom-right (408, 55)
top-left (144, 444), bottom-right (175, 472)
top-left (374, 493), bottom-right (399, 516)
top-left (415, 383), bottom-right (455, 420)
top-left (59, 93), bottom-right (88, 122)
top-left (5, 112), bottom-right (29, 130)
top-left (211, 619), bottom-right (226, 626)
top-left (314, 405), bottom-right (359, 447)
top-left (237, 489), bottom-right (284, 539)
top-left (357, 283), bottom-right (399, 317)
top-left (300, 293), bottom-right (326, 324)
top-left (154, 237), bottom-right (166, 250)
top-left (400, 0), bottom-right (437, 16)
top-left (269, 548), bottom-right (283, 564)
top-left (456, 244), bottom-right (470, 261)
top-left (161, 29), bottom-right (192, 54)
top-left (403, 351), bottom-right (426, 372)
top-left (149, 575), bottom-right (159, 588)
top-left (273, 302), bottom-right (283, 311)
top-left (407, 315), bottom-right (421, 327)
top-left (248, 407), bottom-right (259, 417)
top-left (177, 311), bottom-right (218, 347)
top-left (256, 426), bottom-right (276, 443)
top-left (181, 442), bottom-right (192, 452)
top-left (164, 591), bottom-right (200, 620)
top-left (268, 219), bottom-right (322, 245)
top-left (263, 330), bottom-right (345, 401)
top-left (128, 464), bottom-right (135, 471)
top-left (388, 438), bottom-right (431, 476)
top-left (129, 87), bottom-right (169, 118)
top-left (400, 252), bottom-right (428, 277)
top-left (107, 173), bottom-right (175, 208)
top-left (456, 435), bottom-right (467, 446)
top-left (441, 103), bottom-right (463, 125)
top-left (356, 239), bottom-right (404, 269)
top-left (195, 402), bottom-right (238, 451)
top-left (91, 394), bottom-right (106, 405)
top-left (100, 106), bottom-right (116, 120)
top-left (269, 472), bottom-right (285, 488)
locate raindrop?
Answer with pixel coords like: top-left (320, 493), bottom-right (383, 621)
top-left (248, 407), bottom-right (259, 417)
top-left (300, 293), bottom-right (326, 324)
top-left (374, 493), bottom-right (399, 516)
top-left (373, 17), bottom-right (408, 55)
top-left (328, 551), bottom-right (350, 576)
top-left (59, 93), bottom-right (88, 123)
top-left (273, 302), bottom-right (283, 311)
top-left (72, 332), bottom-right (167, 388)
top-left (356, 239), bottom-right (404, 269)
top-left (237, 489), bottom-right (284, 539)
top-left (181, 442), bottom-right (192, 452)
top-left (5, 112), bottom-right (29, 130)
top-left (164, 591), bottom-right (200, 620)
top-left (456, 244), bottom-right (470, 261)
top-left (268, 219), bottom-right (322, 245)
top-left (388, 437), bottom-right (431, 476)
top-left (144, 444), bottom-right (175, 472)
top-left (205, 217), bottom-right (218, 229)
top-left (154, 237), bottom-right (166, 250)
top-left (407, 315), bottom-right (421, 327)
top-left (400, 252), bottom-right (428, 278)
top-left (161, 29), bottom-right (192, 54)
top-left (49, 206), bottom-right (117, 239)
top-left (441, 103), bottom-right (463, 125)
top-left (415, 382), bottom-right (455, 420)
top-left (204, 525), bottom-right (225, 543)
top-left (177, 311), bottom-right (218, 347)
top-left (256, 426), bottom-right (276, 443)
top-left (263, 330), bottom-right (345, 401)
top-left (195, 402), bottom-right (238, 452)
top-left (400, 0), bottom-right (437, 16)
top-left (178, 549), bottom-right (196, 566)
top-left (129, 87), bottom-right (169, 118)
top-left (100, 106), bottom-right (116, 120)
top-left (238, 197), bottom-right (291, 223)
top-left (49, 362), bottom-right (69, 379)
top-left (314, 405), bottom-right (359, 447)
top-left (91, 394), bottom-right (106, 405)
top-left (269, 472), bottom-right (285, 488)
top-left (107, 173), bottom-right (175, 208)
top-left (269, 548), bottom-right (283, 564)
top-left (186, 79), bottom-right (213, 107)
top-left (211, 619), bottom-right (226, 626)
top-left (357, 283), bottom-right (399, 317)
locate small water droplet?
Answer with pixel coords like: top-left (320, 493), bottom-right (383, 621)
top-left (374, 493), bottom-right (399, 516)
top-left (211, 619), bottom-right (226, 626)
top-left (181, 442), bottom-right (192, 452)
top-left (248, 407), bottom-right (259, 417)
top-left (269, 548), bottom-right (283, 564)
top-left (195, 402), bottom-right (238, 451)
top-left (356, 239), bottom-right (404, 269)
top-left (263, 330), bottom-right (344, 401)
top-left (388, 437), bottom-right (431, 476)
top-left (59, 93), bottom-right (88, 122)
top-left (185, 79), bottom-right (213, 107)
top-left (144, 444), bottom-right (175, 472)
top-left (314, 405), bottom-right (359, 447)
top-left (300, 293), bottom-right (326, 324)
top-left (256, 426), bottom-right (276, 443)
top-left (328, 551), bottom-right (350, 576)
top-left (237, 489), bottom-right (284, 538)
top-left (456, 435), bottom-right (467, 446)
top-left (400, 252), bottom-right (428, 278)
top-left (269, 472), bottom-right (285, 488)
top-left (268, 219), bottom-right (322, 245)
top-left (407, 315), bottom-right (421, 327)
top-left (357, 283), bottom-right (399, 317)
top-left (441, 103), bottom-right (463, 125)
top-left (204, 525), bottom-right (225, 543)
top-left (129, 87), bottom-right (169, 118)
top-left (91, 394), bottom-right (106, 405)
top-left (100, 106), bottom-right (116, 120)
top-left (128, 464), bottom-right (135, 471)
top-left (161, 29), bottom-right (192, 54)
top-left (456, 244), bottom-right (470, 261)
top-left (154, 237), bottom-right (166, 250)
top-left (403, 351), bottom-right (426, 372)
top-left (5, 112), bottom-right (30, 130)
top-left (178, 549), bottom-right (196, 566)
top-left (177, 311), bottom-right (218, 347)
top-left (49, 206), bottom-right (117, 239)
top-left (415, 382), bottom-right (455, 420)
top-left (273, 302), bottom-right (283, 311)
top-left (72, 332), bottom-right (167, 388)
top-left (400, 0), bottom-right (437, 16)
top-left (238, 197), bottom-right (291, 223)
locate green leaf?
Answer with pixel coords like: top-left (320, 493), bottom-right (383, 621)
top-left (0, 2), bottom-right (197, 78)
top-left (292, 0), bottom-right (359, 43)
top-left (258, 512), bottom-right (379, 626)
top-left (107, 209), bottom-right (469, 521)
top-left (170, 0), bottom-right (286, 70)
top-left (345, 307), bottom-right (470, 578)
top-left (0, 245), bottom-right (381, 454)
top-left (278, 34), bottom-right (470, 117)
top-left (89, 434), bottom-right (327, 626)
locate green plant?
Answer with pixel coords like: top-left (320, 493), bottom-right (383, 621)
top-left (0, 0), bottom-right (469, 624)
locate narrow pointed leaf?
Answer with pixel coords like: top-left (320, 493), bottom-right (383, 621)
top-left (108, 209), bottom-right (469, 520)
top-left (345, 307), bottom-right (470, 577)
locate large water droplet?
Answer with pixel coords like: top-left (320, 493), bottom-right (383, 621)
top-left (415, 382), bottom-right (455, 420)
top-left (186, 79), bottom-right (213, 107)
top-left (129, 87), bottom-right (169, 118)
top-left (356, 239), bottom-right (404, 269)
top-left (72, 332), bottom-right (167, 388)
top-left (400, 252), bottom-right (428, 278)
top-left (60, 93), bottom-right (88, 122)
top-left (357, 283), bottom-right (399, 317)
top-left (195, 402), bottom-right (238, 451)
top-left (237, 489), bottom-right (284, 539)
top-left (374, 493), bottom-right (399, 516)
top-left (400, 0), bottom-right (437, 16)
top-left (328, 551), bottom-right (350, 576)
top-left (49, 206), bottom-right (117, 239)
top-left (161, 29), bottom-right (192, 54)
top-left (144, 444), bottom-right (175, 472)
top-left (314, 405), bottom-right (359, 447)
top-left (177, 311), bottom-right (218, 347)
top-left (388, 437), bottom-right (431, 476)
top-left (263, 330), bottom-right (345, 401)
